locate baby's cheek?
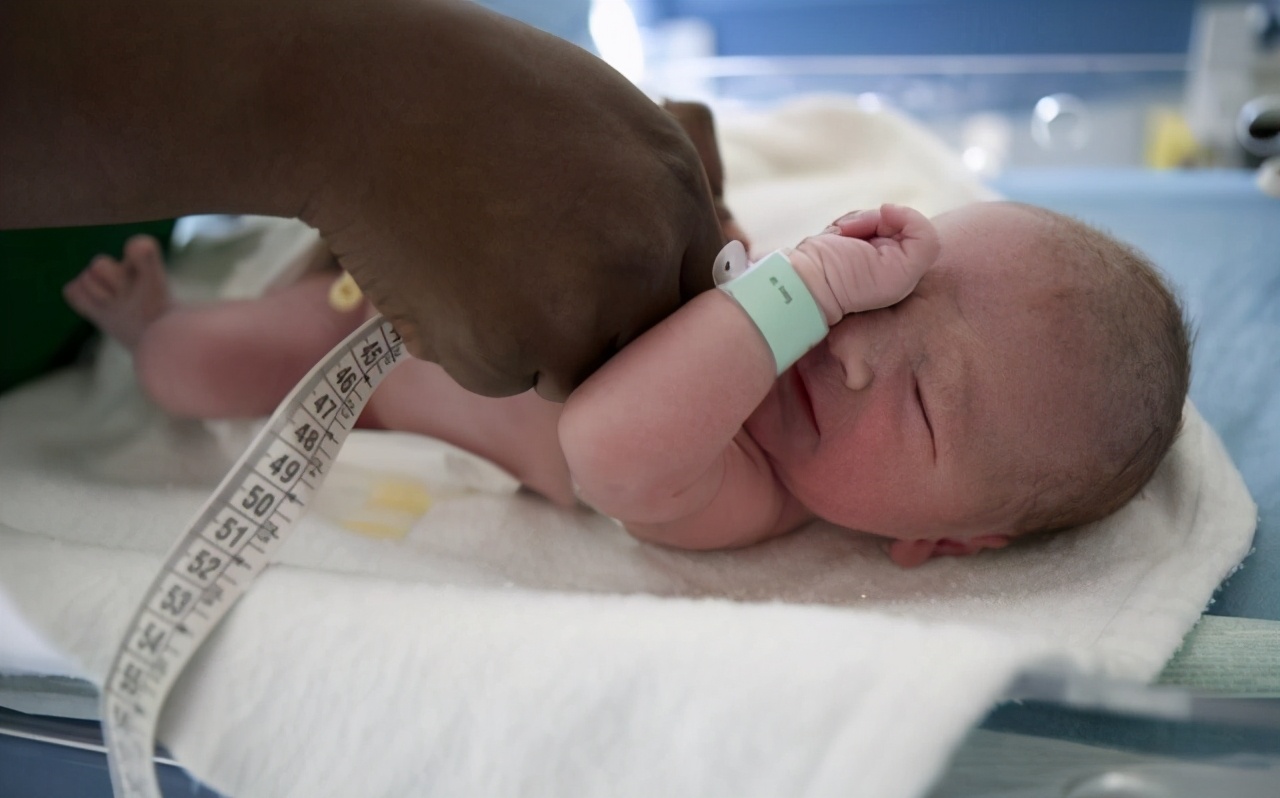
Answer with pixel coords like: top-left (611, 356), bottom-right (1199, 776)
top-left (800, 442), bottom-right (925, 534)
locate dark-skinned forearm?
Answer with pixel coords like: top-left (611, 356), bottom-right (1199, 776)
top-left (2, 0), bottom-right (728, 399)
top-left (1, 0), bottom-right (324, 227)
top-left (0, 0), bottom-right (504, 230)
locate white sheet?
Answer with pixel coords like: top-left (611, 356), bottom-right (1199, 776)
top-left (0, 96), bottom-right (1258, 798)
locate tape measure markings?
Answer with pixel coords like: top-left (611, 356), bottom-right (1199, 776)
top-left (103, 315), bottom-right (407, 798)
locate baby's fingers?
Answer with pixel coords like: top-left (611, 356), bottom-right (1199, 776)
top-left (832, 204), bottom-right (936, 248)
top-left (795, 204), bottom-right (940, 315)
top-left (828, 208), bottom-right (879, 240)
top-left (873, 204), bottom-right (940, 268)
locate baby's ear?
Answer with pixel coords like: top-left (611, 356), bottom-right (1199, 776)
top-left (887, 535), bottom-right (1011, 568)
top-left (886, 539), bottom-right (937, 568)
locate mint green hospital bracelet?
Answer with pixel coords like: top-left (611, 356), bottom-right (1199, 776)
top-left (717, 249), bottom-right (829, 374)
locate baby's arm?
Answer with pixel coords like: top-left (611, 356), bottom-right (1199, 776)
top-left (560, 284), bottom-right (794, 548)
top-left (560, 204), bottom-right (938, 548)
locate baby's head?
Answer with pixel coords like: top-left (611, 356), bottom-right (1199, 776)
top-left (745, 201), bottom-right (1191, 566)
top-left (967, 203), bottom-right (1191, 530)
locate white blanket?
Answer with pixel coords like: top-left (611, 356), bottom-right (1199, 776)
top-left (0, 96), bottom-right (1258, 798)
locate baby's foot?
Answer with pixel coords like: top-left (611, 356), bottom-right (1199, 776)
top-left (63, 235), bottom-right (172, 349)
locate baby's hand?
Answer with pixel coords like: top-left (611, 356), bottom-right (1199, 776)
top-left (790, 204), bottom-right (940, 324)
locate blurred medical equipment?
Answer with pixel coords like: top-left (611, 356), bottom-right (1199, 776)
top-left (1186, 1), bottom-right (1280, 163)
top-left (1238, 94), bottom-right (1280, 156)
top-left (637, 0), bottom-right (1280, 175)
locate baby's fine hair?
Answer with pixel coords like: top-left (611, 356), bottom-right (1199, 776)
top-left (1013, 204), bottom-right (1192, 535)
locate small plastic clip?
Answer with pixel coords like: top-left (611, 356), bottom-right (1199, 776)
top-left (328, 272), bottom-right (363, 312)
top-left (712, 240), bottom-right (750, 286)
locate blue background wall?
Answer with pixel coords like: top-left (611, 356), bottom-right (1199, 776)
top-left (634, 0), bottom-right (1198, 56)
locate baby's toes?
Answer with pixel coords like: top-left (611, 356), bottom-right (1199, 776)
top-left (62, 275), bottom-right (93, 313)
top-left (123, 235), bottom-right (163, 279)
top-left (90, 255), bottom-right (130, 297)
top-left (73, 256), bottom-right (123, 304)
top-left (63, 262), bottom-right (113, 315)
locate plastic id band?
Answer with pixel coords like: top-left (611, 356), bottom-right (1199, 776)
top-left (718, 250), bottom-right (828, 374)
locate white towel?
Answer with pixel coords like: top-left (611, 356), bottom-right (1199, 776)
top-left (0, 96), bottom-right (1257, 798)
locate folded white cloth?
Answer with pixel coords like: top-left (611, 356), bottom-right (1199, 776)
top-left (0, 97), bottom-right (1257, 798)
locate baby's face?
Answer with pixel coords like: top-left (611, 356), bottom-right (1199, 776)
top-left (746, 203), bottom-right (1087, 545)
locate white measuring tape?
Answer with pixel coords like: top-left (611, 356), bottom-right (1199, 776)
top-left (101, 314), bottom-right (408, 797)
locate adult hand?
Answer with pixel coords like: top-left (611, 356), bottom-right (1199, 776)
top-left (662, 100), bottom-right (751, 250)
top-left (289, 3), bottom-right (726, 399)
top-left (2, 0), bottom-right (725, 400)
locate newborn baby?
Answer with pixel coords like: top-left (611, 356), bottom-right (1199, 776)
top-left (64, 200), bottom-right (1190, 567)
top-left (559, 200), bottom-right (1191, 566)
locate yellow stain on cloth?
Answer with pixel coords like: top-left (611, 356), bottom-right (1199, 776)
top-left (331, 477), bottom-right (433, 540)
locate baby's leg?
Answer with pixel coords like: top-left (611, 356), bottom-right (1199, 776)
top-left (64, 238), bottom-right (573, 501)
top-left (367, 364), bottom-right (575, 507)
top-left (65, 235), bottom-right (361, 418)
top-left (63, 235), bottom-right (172, 348)
top-left (131, 273), bottom-right (366, 419)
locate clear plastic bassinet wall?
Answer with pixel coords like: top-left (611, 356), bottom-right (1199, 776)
top-left (634, 0), bottom-right (1280, 171)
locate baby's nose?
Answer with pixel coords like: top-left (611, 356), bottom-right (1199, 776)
top-left (842, 357), bottom-right (873, 391)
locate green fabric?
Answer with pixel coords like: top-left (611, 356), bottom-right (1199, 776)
top-left (0, 219), bottom-right (177, 395)
top-left (1157, 615), bottom-right (1280, 697)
